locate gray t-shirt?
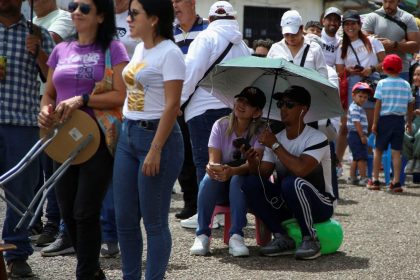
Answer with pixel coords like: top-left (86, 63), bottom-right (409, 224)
top-left (362, 7), bottom-right (419, 72)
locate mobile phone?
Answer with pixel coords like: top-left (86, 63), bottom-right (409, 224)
top-left (209, 163), bottom-right (223, 171)
top-left (354, 65), bottom-right (364, 71)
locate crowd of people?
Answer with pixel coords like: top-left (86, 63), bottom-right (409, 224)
top-left (1, 0), bottom-right (420, 279)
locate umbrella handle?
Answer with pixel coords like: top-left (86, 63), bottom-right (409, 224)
top-left (266, 70), bottom-right (279, 121)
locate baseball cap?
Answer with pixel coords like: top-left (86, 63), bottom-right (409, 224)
top-left (234, 87), bottom-right (266, 109)
top-left (324, 7), bottom-right (342, 18)
top-left (342, 10), bottom-right (361, 22)
top-left (382, 54), bottom-right (403, 74)
top-left (209, 1), bottom-right (237, 17)
top-left (273, 86), bottom-right (311, 107)
top-left (352, 82), bottom-right (373, 95)
top-left (305, 21), bottom-right (323, 30)
top-left (281, 10), bottom-right (303, 35)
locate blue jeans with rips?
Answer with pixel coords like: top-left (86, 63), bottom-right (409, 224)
top-left (196, 174), bottom-right (247, 237)
top-left (187, 108), bottom-right (231, 184)
top-left (114, 119), bottom-right (184, 280)
top-left (0, 125), bottom-right (39, 262)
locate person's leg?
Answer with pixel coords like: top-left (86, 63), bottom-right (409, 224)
top-left (0, 126), bottom-right (38, 264)
top-left (336, 115), bottom-right (348, 163)
top-left (228, 176), bottom-right (248, 236)
top-left (187, 108), bottom-right (231, 185)
top-left (373, 148), bottom-right (383, 181)
top-left (139, 124), bottom-right (184, 280)
top-left (100, 181), bottom-right (118, 244)
top-left (391, 150), bottom-right (402, 183)
top-left (175, 115), bottom-right (198, 219)
top-left (389, 116), bottom-right (405, 185)
top-left (114, 122), bottom-right (143, 280)
top-left (280, 176), bottom-right (334, 238)
top-left (358, 160), bottom-right (367, 178)
top-left (196, 175), bottom-right (228, 237)
top-left (240, 175), bottom-right (292, 234)
top-left (350, 160), bottom-right (357, 179)
top-left (72, 143), bottom-right (112, 279)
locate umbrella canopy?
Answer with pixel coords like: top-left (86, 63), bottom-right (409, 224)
top-left (199, 56), bottom-right (344, 123)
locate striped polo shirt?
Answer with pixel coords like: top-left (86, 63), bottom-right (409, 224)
top-left (347, 102), bottom-right (368, 134)
top-left (374, 76), bottom-right (413, 116)
top-left (173, 16), bottom-right (209, 55)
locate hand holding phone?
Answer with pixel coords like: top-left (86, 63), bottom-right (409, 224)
top-left (209, 163), bottom-right (224, 172)
top-left (354, 65), bottom-right (364, 72)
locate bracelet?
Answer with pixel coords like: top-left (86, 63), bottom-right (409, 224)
top-left (82, 94), bottom-right (90, 107)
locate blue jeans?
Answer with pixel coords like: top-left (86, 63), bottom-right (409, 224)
top-left (241, 175), bottom-right (334, 238)
top-left (114, 119), bottom-right (183, 280)
top-left (0, 125), bottom-right (39, 262)
top-left (101, 182), bottom-right (117, 243)
top-left (187, 108), bottom-right (231, 184)
top-left (196, 175), bottom-right (247, 237)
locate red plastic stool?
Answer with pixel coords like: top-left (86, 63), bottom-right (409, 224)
top-left (210, 205), bottom-right (272, 246)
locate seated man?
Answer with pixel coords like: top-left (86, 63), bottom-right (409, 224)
top-left (241, 85), bottom-right (336, 260)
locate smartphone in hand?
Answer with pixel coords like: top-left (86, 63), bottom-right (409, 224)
top-left (209, 163), bottom-right (223, 171)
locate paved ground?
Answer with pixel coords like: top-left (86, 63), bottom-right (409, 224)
top-left (1, 162), bottom-right (420, 279)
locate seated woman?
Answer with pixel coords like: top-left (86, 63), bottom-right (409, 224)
top-left (190, 86), bottom-right (266, 257)
top-left (241, 86), bottom-right (336, 260)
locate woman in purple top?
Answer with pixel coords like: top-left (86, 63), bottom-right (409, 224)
top-left (38, 0), bottom-right (129, 279)
top-left (189, 86), bottom-right (266, 257)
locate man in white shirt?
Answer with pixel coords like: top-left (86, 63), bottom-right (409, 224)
top-left (115, 0), bottom-right (137, 58)
top-left (321, 7), bottom-right (342, 68)
top-left (268, 10), bottom-right (328, 78)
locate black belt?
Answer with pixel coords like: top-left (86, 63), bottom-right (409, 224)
top-left (129, 119), bottom-right (159, 131)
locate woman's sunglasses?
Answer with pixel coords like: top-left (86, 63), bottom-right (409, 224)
top-left (68, 2), bottom-right (91, 15)
top-left (276, 100), bottom-right (299, 109)
top-left (128, 9), bottom-right (140, 21)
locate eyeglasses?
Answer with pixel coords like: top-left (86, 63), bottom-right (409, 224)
top-left (276, 100), bottom-right (299, 109)
top-left (68, 2), bottom-right (91, 15)
top-left (128, 9), bottom-right (140, 21)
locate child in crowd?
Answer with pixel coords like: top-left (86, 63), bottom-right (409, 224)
top-left (304, 20), bottom-right (323, 37)
top-left (347, 82), bottom-right (371, 185)
top-left (368, 54), bottom-right (414, 192)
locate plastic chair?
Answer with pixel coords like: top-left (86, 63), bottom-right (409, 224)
top-left (210, 205), bottom-right (272, 246)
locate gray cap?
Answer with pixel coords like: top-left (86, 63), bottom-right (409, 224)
top-left (324, 7), bottom-right (342, 18)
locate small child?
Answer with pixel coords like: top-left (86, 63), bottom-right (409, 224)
top-left (346, 82), bottom-right (371, 185)
top-left (304, 21), bottom-right (323, 37)
top-left (368, 54), bottom-right (414, 192)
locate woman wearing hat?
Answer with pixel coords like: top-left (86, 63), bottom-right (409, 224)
top-left (190, 86), bottom-right (266, 257)
top-left (241, 86), bottom-right (335, 260)
top-left (335, 9), bottom-right (385, 165)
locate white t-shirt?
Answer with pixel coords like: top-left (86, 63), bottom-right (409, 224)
top-left (335, 36), bottom-right (384, 68)
top-left (115, 10), bottom-right (138, 58)
top-left (122, 40), bottom-right (185, 120)
top-left (321, 29), bottom-right (342, 67)
top-left (262, 125), bottom-right (334, 198)
top-left (34, 9), bottom-right (74, 41)
top-left (267, 37), bottom-right (328, 78)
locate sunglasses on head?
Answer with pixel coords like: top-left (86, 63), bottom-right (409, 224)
top-left (276, 100), bottom-right (299, 109)
top-left (68, 2), bottom-right (91, 15)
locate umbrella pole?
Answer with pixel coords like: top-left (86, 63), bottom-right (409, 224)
top-left (265, 70), bottom-right (279, 127)
top-left (29, 0), bottom-right (34, 34)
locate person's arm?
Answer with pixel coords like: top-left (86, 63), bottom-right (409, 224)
top-left (313, 45), bottom-right (328, 78)
top-left (142, 79), bottom-right (183, 176)
top-left (372, 99), bottom-right (382, 135)
top-left (406, 100), bottom-right (414, 135)
top-left (353, 121), bottom-right (367, 144)
top-left (39, 68), bottom-right (57, 129)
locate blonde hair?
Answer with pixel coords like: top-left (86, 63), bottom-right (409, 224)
top-left (222, 112), bottom-right (266, 138)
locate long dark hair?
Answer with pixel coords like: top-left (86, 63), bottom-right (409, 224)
top-left (132, 0), bottom-right (174, 42)
top-left (340, 23), bottom-right (372, 60)
top-left (92, 0), bottom-right (117, 51)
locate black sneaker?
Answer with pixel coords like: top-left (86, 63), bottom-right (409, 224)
top-left (295, 236), bottom-right (321, 260)
top-left (35, 222), bottom-right (59, 247)
top-left (260, 233), bottom-right (295, 256)
top-left (175, 207), bottom-right (196, 220)
top-left (94, 268), bottom-right (107, 280)
top-left (40, 232), bottom-right (75, 257)
top-left (7, 259), bottom-right (34, 278)
top-left (100, 242), bottom-right (119, 258)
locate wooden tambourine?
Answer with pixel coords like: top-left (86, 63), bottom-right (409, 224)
top-left (40, 110), bottom-right (100, 165)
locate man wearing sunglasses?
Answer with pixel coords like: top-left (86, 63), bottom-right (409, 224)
top-left (241, 86), bottom-right (336, 260)
top-left (0, 0), bottom-right (54, 277)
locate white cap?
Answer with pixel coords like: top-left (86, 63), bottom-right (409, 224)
top-left (209, 1), bottom-right (237, 17)
top-left (324, 7), bottom-right (342, 18)
top-left (281, 10), bottom-right (303, 35)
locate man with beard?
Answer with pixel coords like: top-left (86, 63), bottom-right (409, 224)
top-left (321, 7), bottom-right (342, 68)
top-left (0, 0), bottom-right (54, 277)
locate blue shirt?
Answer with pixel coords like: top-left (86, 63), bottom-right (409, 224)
top-left (0, 16), bottom-right (55, 126)
top-left (374, 76), bottom-right (413, 116)
top-left (173, 16), bottom-right (209, 55)
top-left (347, 102), bottom-right (368, 134)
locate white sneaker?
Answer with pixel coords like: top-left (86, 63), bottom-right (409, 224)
top-left (180, 214), bottom-right (220, 229)
top-left (190, 234), bottom-right (210, 256)
top-left (228, 234), bottom-right (249, 257)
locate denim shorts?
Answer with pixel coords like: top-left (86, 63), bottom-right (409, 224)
top-left (347, 131), bottom-right (368, 161)
top-left (376, 115), bottom-right (404, 151)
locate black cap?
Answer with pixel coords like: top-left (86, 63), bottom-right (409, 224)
top-left (234, 86), bottom-right (266, 109)
top-left (272, 86), bottom-right (311, 107)
top-left (305, 21), bottom-right (323, 30)
top-left (342, 10), bottom-right (361, 23)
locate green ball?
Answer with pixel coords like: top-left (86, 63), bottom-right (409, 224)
top-left (281, 218), bottom-right (343, 254)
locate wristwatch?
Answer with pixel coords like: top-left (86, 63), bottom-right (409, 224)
top-left (271, 142), bottom-right (281, 151)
